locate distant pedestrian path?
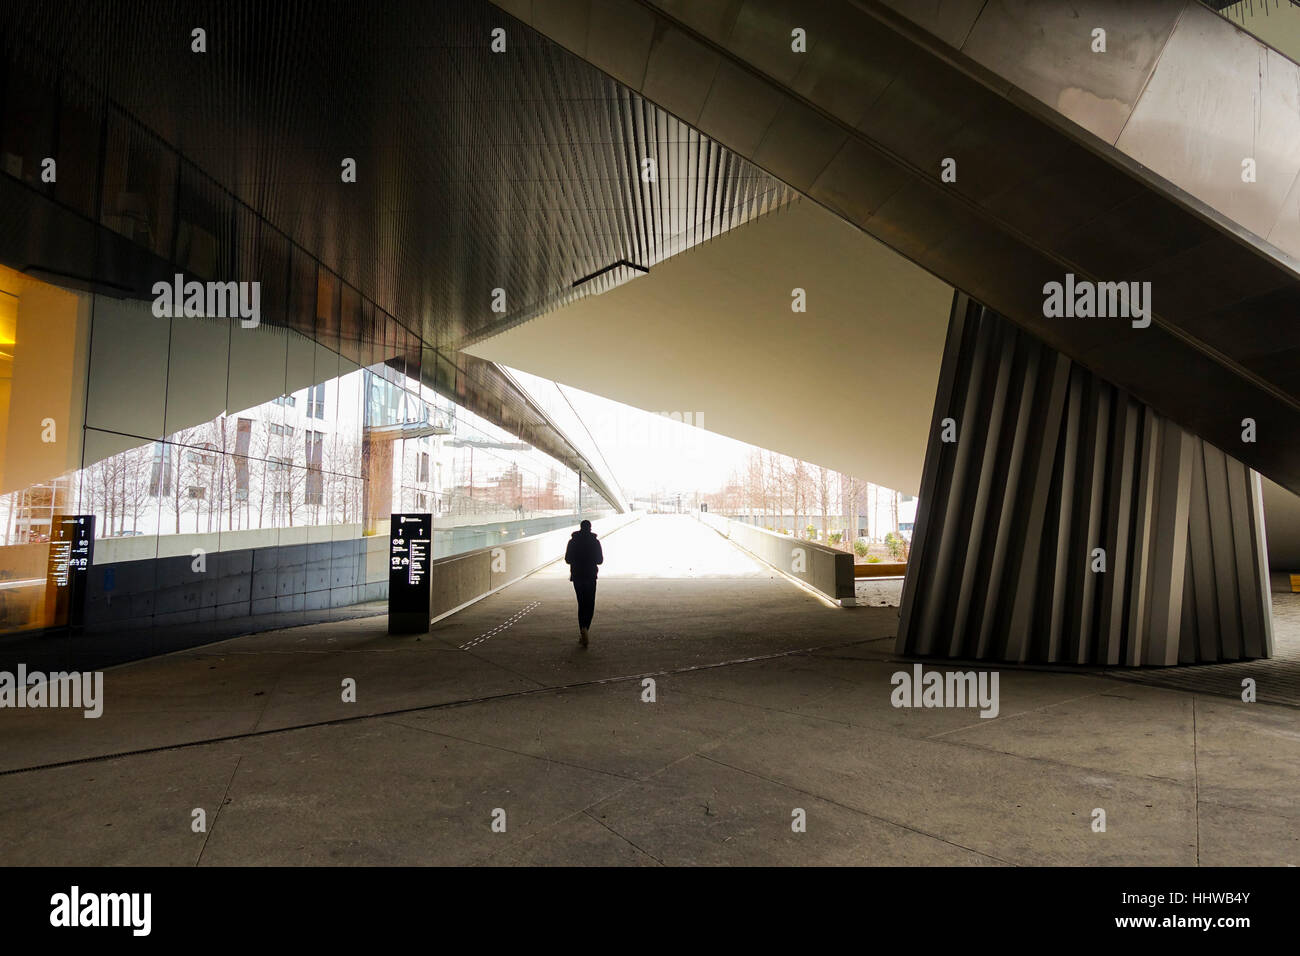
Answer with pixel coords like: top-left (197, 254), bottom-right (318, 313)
top-left (536, 514), bottom-right (768, 580)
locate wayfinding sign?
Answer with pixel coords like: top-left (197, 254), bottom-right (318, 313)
top-left (45, 514), bottom-right (95, 630)
top-left (389, 513), bottom-right (432, 634)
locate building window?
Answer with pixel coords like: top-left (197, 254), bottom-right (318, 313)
top-left (305, 430), bottom-right (324, 505)
top-left (368, 374), bottom-right (403, 427)
top-left (148, 442), bottom-right (172, 496)
top-left (185, 443), bottom-right (218, 467)
top-left (418, 451), bottom-right (430, 483)
top-left (306, 382), bottom-right (326, 419)
top-left (267, 456), bottom-right (290, 473)
top-left (273, 394), bottom-right (296, 408)
top-left (235, 417), bottom-right (252, 500)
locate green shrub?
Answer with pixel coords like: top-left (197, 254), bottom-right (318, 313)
top-left (865, 554), bottom-right (881, 563)
top-left (853, 540), bottom-right (869, 558)
top-left (884, 532), bottom-right (907, 560)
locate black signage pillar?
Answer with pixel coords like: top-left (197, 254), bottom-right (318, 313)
top-left (388, 513), bottom-right (432, 634)
top-left (45, 514), bottom-right (94, 631)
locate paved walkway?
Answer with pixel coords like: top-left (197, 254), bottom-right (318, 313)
top-left (1, 515), bottom-right (1296, 865)
top-left (1107, 588), bottom-right (1300, 706)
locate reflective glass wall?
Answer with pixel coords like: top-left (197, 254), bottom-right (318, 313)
top-left (0, 46), bottom-right (613, 643)
top-left (0, 267), bottom-right (606, 638)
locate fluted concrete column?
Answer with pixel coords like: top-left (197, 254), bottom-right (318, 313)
top-left (898, 293), bottom-right (1273, 666)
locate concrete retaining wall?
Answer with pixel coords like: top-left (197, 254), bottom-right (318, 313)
top-left (83, 534), bottom-right (390, 636)
top-left (696, 511), bottom-right (856, 605)
top-left (428, 513), bottom-right (639, 623)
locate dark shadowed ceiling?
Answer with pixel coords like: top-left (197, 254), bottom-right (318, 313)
top-left (2, 0), bottom-right (792, 349)
top-left (0, 0), bottom-right (799, 508)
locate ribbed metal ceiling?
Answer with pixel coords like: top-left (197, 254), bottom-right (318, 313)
top-left (2, 0), bottom-right (793, 349)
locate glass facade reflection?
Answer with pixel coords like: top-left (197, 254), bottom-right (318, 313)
top-left (0, 264), bottom-right (609, 637)
top-left (0, 49), bottom-right (615, 642)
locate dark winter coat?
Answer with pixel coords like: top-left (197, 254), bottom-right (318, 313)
top-left (564, 530), bottom-right (604, 582)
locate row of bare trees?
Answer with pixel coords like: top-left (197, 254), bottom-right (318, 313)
top-left (82, 414), bottom-right (366, 537)
top-left (710, 450), bottom-right (899, 546)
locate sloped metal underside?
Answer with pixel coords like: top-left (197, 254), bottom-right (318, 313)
top-left (498, 0), bottom-right (1300, 496)
top-left (0, 0), bottom-right (796, 505)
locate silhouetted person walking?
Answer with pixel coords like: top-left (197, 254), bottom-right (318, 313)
top-left (565, 519), bottom-right (603, 647)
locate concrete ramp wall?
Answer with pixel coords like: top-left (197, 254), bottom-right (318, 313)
top-left (696, 511), bottom-right (856, 606)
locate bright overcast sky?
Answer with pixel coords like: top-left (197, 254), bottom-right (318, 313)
top-left (503, 366), bottom-right (759, 500)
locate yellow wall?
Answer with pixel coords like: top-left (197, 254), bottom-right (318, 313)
top-left (0, 264), bottom-right (90, 494)
top-left (0, 282), bottom-right (14, 474)
top-left (0, 266), bottom-right (91, 631)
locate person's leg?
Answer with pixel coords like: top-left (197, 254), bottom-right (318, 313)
top-left (577, 581), bottom-right (595, 630)
top-left (579, 580), bottom-right (597, 630)
top-left (574, 581), bottom-right (591, 646)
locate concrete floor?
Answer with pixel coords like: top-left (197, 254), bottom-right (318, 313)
top-left (1108, 586), bottom-right (1300, 706)
top-left (1, 515), bottom-right (1297, 866)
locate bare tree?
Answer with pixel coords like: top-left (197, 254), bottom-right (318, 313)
top-left (769, 452), bottom-right (787, 531)
top-left (257, 416), bottom-right (305, 529)
top-left (818, 465), bottom-right (831, 545)
top-left (323, 432), bottom-right (363, 525)
top-left (842, 473), bottom-right (865, 546)
top-left (745, 451), bottom-right (767, 523)
top-left (252, 421), bottom-right (273, 531)
top-left (161, 427), bottom-right (200, 534)
top-left (119, 445), bottom-right (152, 534)
top-left (210, 414), bottom-right (240, 533)
top-left (180, 444), bottom-right (215, 534)
top-left (867, 483), bottom-right (878, 541)
top-left (88, 457), bottom-right (117, 536)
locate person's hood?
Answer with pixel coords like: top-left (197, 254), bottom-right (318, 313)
top-left (571, 529), bottom-right (597, 538)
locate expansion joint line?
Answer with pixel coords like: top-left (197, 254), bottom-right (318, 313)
top-left (458, 601), bottom-right (542, 649)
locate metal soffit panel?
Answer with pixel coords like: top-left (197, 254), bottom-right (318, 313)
top-left (2, 0), bottom-right (793, 352)
top-left (944, 0), bottom-right (1186, 145)
top-left (425, 353), bottom-right (625, 511)
top-left (0, 0), bottom-right (795, 511)
top-left (497, 0), bottom-right (1300, 495)
top-left (1115, 3), bottom-right (1300, 247)
top-left (899, 0), bottom-right (1300, 261)
top-left (467, 199), bottom-right (955, 497)
top-left (0, 126), bottom-right (621, 513)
